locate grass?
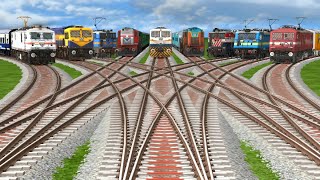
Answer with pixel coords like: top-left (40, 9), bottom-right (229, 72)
top-left (219, 60), bottom-right (239, 67)
top-left (187, 71), bottom-right (194, 76)
top-left (240, 141), bottom-right (280, 180)
top-left (53, 142), bottom-right (90, 180)
top-left (0, 60), bottom-right (22, 100)
top-left (129, 70), bottom-right (138, 76)
top-left (242, 62), bottom-right (273, 79)
top-left (172, 52), bottom-right (184, 64)
top-left (139, 51), bottom-right (150, 64)
top-left (53, 63), bottom-right (82, 79)
top-left (301, 59), bottom-right (320, 96)
top-left (111, 53), bottom-right (118, 60)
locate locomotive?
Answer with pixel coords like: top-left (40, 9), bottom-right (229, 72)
top-left (172, 27), bottom-right (204, 57)
top-left (234, 29), bottom-right (270, 59)
top-left (208, 28), bottom-right (235, 57)
top-left (116, 27), bottom-right (149, 56)
top-left (93, 29), bottom-right (117, 58)
top-left (149, 27), bottom-right (172, 58)
top-left (52, 26), bottom-right (94, 61)
top-left (269, 25), bottom-right (314, 63)
top-left (0, 26), bottom-right (56, 64)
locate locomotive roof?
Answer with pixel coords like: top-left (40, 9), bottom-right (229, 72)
top-left (272, 27), bottom-right (312, 33)
top-left (0, 29), bottom-right (11, 34)
top-left (151, 27), bottom-right (171, 31)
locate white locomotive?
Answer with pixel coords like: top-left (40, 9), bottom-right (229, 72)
top-left (149, 27), bottom-right (172, 58)
top-left (0, 25), bottom-right (56, 64)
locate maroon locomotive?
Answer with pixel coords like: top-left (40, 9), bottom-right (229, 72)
top-left (269, 25), bottom-right (313, 63)
top-left (116, 27), bottom-right (149, 56)
top-left (208, 28), bottom-right (235, 57)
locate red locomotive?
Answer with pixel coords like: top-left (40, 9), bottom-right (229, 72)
top-left (269, 25), bottom-right (313, 63)
top-left (116, 27), bottom-right (149, 56)
top-left (208, 28), bottom-right (235, 57)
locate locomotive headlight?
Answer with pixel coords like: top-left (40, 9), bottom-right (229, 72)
top-left (89, 50), bottom-right (94, 55)
top-left (31, 53), bottom-right (36, 58)
top-left (166, 48), bottom-right (171, 53)
top-left (50, 52), bottom-right (56, 58)
top-left (270, 52), bottom-right (275, 56)
top-left (151, 49), bottom-right (155, 52)
top-left (132, 48), bottom-right (136, 52)
top-left (288, 52), bottom-right (293, 57)
top-left (72, 50), bottom-right (77, 55)
top-left (200, 48), bottom-right (204, 52)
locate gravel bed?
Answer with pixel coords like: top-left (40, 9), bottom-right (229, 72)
top-left (292, 58), bottom-right (320, 101)
top-left (0, 57), bottom-right (30, 105)
top-left (22, 110), bottom-right (107, 179)
top-left (75, 104), bottom-right (113, 180)
top-left (219, 109), bottom-right (312, 180)
top-left (217, 109), bottom-right (258, 180)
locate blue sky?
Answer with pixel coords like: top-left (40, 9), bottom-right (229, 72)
top-left (1, 0), bottom-right (319, 36)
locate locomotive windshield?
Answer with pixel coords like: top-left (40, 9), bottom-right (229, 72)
top-left (30, 32), bottom-right (41, 39)
top-left (151, 31), bottom-right (160, 37)
top-left (82, 30), bottom-right (92, 38)
top-left (238, 33), bottom-right (256, 40)
top-left (210, 33), bottom-right (225, 39)
top-left (43, 33), bottom-right (53, 39)
top-left (161, 31), bottom-right (170, 38)
top-left (107, 33), bottom-right (116, 39)
top-left (70, 30), bottom-right (80, 37)
top-left (100, 33), bottom-right (107, 39)
top-left (284, 33), bottom-right (294, 40)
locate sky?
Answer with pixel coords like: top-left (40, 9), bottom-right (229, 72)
top-left (0, 0), bottom-right (320, 36)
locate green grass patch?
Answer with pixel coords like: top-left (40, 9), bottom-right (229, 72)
top-left (187, 71), bottom-right (194, 76)
top-left (53, 63), bottom-right (82, 79)
top-left (301, 59), bottom-right (320, 96)
top-left (242, 62), bottom-right (272, 79)
top-left (172, 52), bottom-right (184, 65)
top-left (53, 142), bottom-right (90, 180)
top-left (240, 141), bottom-right (279, 180)
top-left (0, 60), bottom-right (22, 100)
top-left (219, 60), bottom-right (239, 67)
top-left (129, 71), bottom-right (138, 76)
top-left (139, 51), bottom-right (150, 64)
top-left (111, 53), bottom-right (118, 60)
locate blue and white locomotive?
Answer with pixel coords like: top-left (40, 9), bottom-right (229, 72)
top-left (0, 26), bottom-right (56, 64)
top-left (234, 29), bottom-right (270, 59)
top-left (93, 30), bottom-right (117, 58)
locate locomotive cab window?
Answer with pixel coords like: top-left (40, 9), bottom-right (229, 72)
top-left (161, 31), bottom-right (170, 38)
top-left (151, 31), bottom-right (160, 37)
top-left (43, 33), bottom-right (53, 40)
top-left (284, 33), bottom-right (294, 40)
top-left (272, 32), bottom-right (282, 40)
top-left (100, 33), bottom-right (107, 39)
top-left (238, 33), bottom-right (256, 40)
top-left (82, 30), bottom-right (92, 38)
top-left (211, 33), bottom-right (224, 39)
top-left (70, 30), bottom-right (80, 38)
top-left (30, 32), bottom-right (41, 40)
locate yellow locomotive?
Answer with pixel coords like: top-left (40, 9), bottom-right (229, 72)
top-left (52, 26), bottom-right (94, 60)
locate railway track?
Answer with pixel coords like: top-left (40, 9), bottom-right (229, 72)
top-left (1, 54), bottom-right (320, 179)
top-left (82, 56), bottom-right (258, 179)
